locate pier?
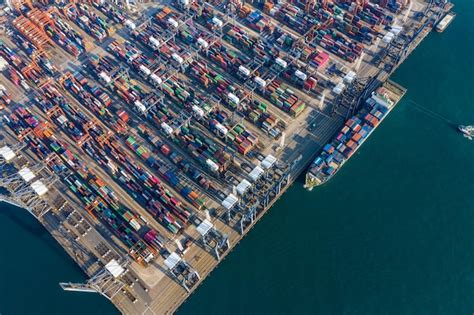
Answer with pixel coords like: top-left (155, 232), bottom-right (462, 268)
top-left (0, 0), bottom-right (453, 313)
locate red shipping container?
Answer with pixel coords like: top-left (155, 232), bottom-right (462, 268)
top-left (161, 144), bottom-right (171, 156)
top-left (117, 110), bottom-right (129, 123)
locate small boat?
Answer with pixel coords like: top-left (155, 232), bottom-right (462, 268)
top-left (458, 125), bottom-right (474, 140)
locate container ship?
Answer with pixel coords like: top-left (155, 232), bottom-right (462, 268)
top-left (305, 81), bottom-right (406, 189)
top-left (436, 12), bottom-right (456, 33)
top-left (0, 0), bottom-right (453, 312)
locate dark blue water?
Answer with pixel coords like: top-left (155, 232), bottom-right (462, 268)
top-left (1, 1), bottom-right (473, 314)
top-left (179, 1), bottom-right (474, 314)
top-left (0, 204), bottom-right (116, 314)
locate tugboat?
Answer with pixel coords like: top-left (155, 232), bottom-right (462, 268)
top-left (458, 125), bottom-right (474, 140)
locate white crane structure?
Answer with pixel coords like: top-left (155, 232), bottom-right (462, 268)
top-left (196, 219), bottom-right (230, 260)
top-left (164, 252), bottom-right (200, 292)
top-left (0, 144), bottom-right (57, 219)
top-left (60, 257), bottom-right (130, 300)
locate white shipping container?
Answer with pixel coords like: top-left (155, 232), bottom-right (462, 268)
top-left (254, 76), bottom-right (266, 87)
top-left (79, 16), bottom-right (89, 24)
top-left (21, 81), bottom-right (30, 91)
top-left (215, 122), bottom-right (228, 135)
top-left (172, 53), bottom-right (184, 64)
top-left (228, 92), bottom-right (240, 104)
top-left (129, 219), bottom-right (141, 231)
top-left (197, 37), bottom-right (209, 48)
top-left (149, 36), bottom-right (161, 49)
top-left (127, 53), bottom-right (139, 63)
top-left (238, 65), bottom-right (250, 76)
top-left (150, 74), bottom-right (162, 85)
top-left (161, 122), bottom-right (174, 135)
top-left (294, 70), bottom-right (307, 81)
top-left (125, 20), bottom-right (136, 30)
top-left (167, 18), bottom-right (179, 28)
top-left (99, 71), bottom-right (112, 83)
top-left (0, 57), bottom-right (9, 71)
top-left (107, 161), bottom-right (118, 174)
top-left (212, 17), bottom-right (223, 28)
top-left (57, 115), bottom-right (68, 125)
top-left (139, 64), bottom-right (151, 76)
top-left (206, 159), bottom-right (219, 172)
top-left (134, 101), bottom-right (147, 113)
top-left (275, 57), bottom-right (288, 68)
top-left (192, 105), bottom-right (204, 118)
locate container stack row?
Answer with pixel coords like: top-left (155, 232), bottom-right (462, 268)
top-left (63, 3), bottom-right (115, 42)
top-left (137, 124), bottom-right (217, 198)
top-left (5, 106), bottom-right (157, 265)
top-left (266, 80), bottom-right (306, 117)
top-left (128, 136), bottom-right (207, 211)
top-left (0, 41), bottom-right (38, 89)
top-left (89, 39), bottom-right (244, 190)
top-left (0, 84), bottom-right (11, 110)
top-left (109, 29), bottom-right (271, 156)
top-left (174, 125), bottom-right (232, 174)
top-left (192, 6), bottom-right (319, 105)
top-left (59, 74), bottom-right (201, 233)
top-left (12, 15), bottom-right (53, 51)
top-left (64, 58), bottom-right (214, 214)
top-left (35, 78), bottom-right (194, 236)
top-left (90, 0), bottom-right (127, 24)
top-left (26, 8), bottom-right (92, 57)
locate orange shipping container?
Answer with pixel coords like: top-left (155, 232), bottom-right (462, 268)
top-left (264, 2), bottom-right (274, 13)
top-left (352, 133), bottom-right (362, 143)
top-left (347, 140), bottom-right (356, 149)
top-left (371, 117), bottom-right (380, 126)
top-left (188, 191), bottom-right (199, 200)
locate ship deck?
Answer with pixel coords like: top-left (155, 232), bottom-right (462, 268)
top-left (0, 0), bottom-right (452, 313)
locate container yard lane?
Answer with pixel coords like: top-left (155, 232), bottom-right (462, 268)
top-left (0, 0), bottom-right (452, 314)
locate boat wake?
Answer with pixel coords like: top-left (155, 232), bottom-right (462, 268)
top-left (406, 99), bottom-right (456, 126)
top-left (405, 100), bottom-right (474, 140)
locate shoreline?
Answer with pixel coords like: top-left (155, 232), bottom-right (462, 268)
top-left (304, 2), bottom-right (452, 190)
top-left (0, 1), bottom-right (454, 313)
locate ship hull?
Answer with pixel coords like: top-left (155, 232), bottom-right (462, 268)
top-left (305, 81), bottom-right (406, 190)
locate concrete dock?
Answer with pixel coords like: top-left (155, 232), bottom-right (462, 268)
top-left (0, 0), bottom-right (453, 313)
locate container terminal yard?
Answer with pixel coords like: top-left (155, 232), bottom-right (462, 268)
top-left (0, 0), bottom-right (453, 313)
